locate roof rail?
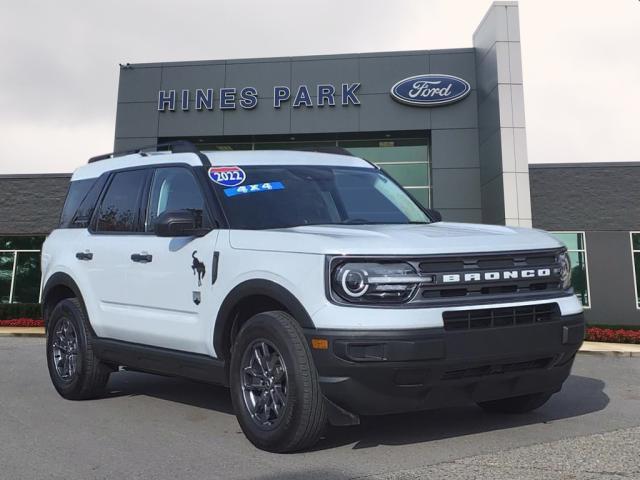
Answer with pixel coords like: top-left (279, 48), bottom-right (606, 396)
top-left (87, 140), bottom-right (211, 167)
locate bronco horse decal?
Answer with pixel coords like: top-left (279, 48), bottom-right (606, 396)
top-left (191, 251), bottom-right (206, 287)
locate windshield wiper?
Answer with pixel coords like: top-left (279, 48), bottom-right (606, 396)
top-left (340, 218), bottom-right (374, 225)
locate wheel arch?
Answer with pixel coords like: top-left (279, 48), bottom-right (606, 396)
top-left (41, 272), bottom-right (93, 334)
top-left (213, 279), bottom-right (315, 361)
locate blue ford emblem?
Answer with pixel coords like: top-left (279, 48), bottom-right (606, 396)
top-left (390, 74), bottom-right (471, 107)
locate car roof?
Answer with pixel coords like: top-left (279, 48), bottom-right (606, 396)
top-left (71, 150), bottom-right (373, 181)
top-left (204, 150), bottom-right (372, 168)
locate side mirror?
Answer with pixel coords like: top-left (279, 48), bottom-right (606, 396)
top-left (426, 209), bottom-right (443, 222)
top-left (155, 210), bottom-right (209, 237)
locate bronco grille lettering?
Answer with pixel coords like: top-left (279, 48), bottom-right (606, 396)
top-left (441, 268), bottom-right (551, 284)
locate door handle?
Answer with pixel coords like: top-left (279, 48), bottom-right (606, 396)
top-left (75, 251), bottom-right (93, 261)
top-left (131, 253), bottom-right (153, 263)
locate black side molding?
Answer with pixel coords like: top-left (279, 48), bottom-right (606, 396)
top-left (93, 338), bottom-right (227, 386)
top-left (211, 251), bottom-right (220, 285)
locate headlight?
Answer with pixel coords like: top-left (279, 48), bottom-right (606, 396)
top-left (558, 250), bottom-right (572, 289)
top-left (331, 261), bottom-right (426, 304)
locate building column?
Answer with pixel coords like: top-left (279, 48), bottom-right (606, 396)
top-left (474, 1), bottom-right (531, 227)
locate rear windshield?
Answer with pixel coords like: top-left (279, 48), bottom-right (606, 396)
top-left (207, 165), bottom-right (431, 230)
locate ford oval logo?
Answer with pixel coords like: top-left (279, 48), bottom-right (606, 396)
top-left (390, 74), bottom-right (471, 107)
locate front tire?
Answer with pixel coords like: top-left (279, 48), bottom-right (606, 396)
top-left (229, 311), bottom-right (327, 452)
top-left (46, 298), bottom-right (111, 400)
top-left (477, 392), bottom-right (553, 414)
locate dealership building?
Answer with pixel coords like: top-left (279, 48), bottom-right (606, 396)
top-left (1, 1), bottom-right (638, 326)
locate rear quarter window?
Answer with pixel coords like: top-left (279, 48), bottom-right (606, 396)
top-left (59, 179), bottom-right (96, 228)
top-left (59, 175), bottom-right (109, 229)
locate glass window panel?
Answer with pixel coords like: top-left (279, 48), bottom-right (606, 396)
top-left (95, 170), bottom-right (147, 232)
top-left (11, 252), bottom-right (41, 304)
top-left (253, 141), bottom-right (336, 151)
top-left (59, 178), bottom-right (94, 228)
top-left (338, 140), bottom-right (380, 148)
top-left (339, 138), bottom-right (427, 148)
top-left (342, 145), bottom-right (428, 165)
top-left (632, 233), bottom-right (640, 251)
top-left (405, 187), bottom-right (430, 208)
top-left (199, 143), bottom-right (253, 151)
top-left (71, 176), bottom-right (108, 229)
top-left (379, 163), bottom-right (429, 187)
top-left (551, 233), bottom-right (581, 251)
top-left (634, 252), bottom-right (640, 307)
top-left (568, 251), bottom-right (589, 306)
top-left (0, 253), bottom-right (15, 303)
top-left (0, 236), bottom-right (45, 250)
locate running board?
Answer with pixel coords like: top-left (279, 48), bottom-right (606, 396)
top-left (92, 338), bottom-right (227, 386)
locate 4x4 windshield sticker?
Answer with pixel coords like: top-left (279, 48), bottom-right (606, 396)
top-left (224, 181), bottom-right (285, 197)
top-left (208, 166), bottom-right (246, 187)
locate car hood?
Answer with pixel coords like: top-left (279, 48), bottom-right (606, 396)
top-left (228, 222), bottom-right (563, 255)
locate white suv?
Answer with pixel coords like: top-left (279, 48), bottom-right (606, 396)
top-left (41, 142), bottom-right (585, 452)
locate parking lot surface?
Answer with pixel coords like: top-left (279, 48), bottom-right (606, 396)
top-left (1, 337), bottom-right (639, 480)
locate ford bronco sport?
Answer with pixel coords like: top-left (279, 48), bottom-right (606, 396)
top-left (41, 141), bottom-right (584, 452)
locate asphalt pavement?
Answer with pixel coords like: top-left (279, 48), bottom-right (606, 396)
top-left (1, 337), bottom-right (638, 480)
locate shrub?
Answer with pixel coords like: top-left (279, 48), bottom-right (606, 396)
top-left (585, 327), bottom-right (640, 344)
top-left (587, 324), bottom-right (640, 331)
top-left (0, 303), bottom-right (42, 320)
top-left (0, 318), bottom-right (44, 327)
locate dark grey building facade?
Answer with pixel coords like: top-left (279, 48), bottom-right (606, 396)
top-left (0, 174), bottom-right (70, 303)
top-left (113, 1), bottom-right (531, 227)
top-left (0, 174), bottom-right (70, 235)
top-left (531, 163), bottom-right (640, 327)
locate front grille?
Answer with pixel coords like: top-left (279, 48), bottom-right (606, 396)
top-left (418, 251), bottom-right (556, 273)
top-left (442, 303), bottom-right (561, 331)
top-left (414, 249), bottom-right (564, 304)
top-left (441, 357), bottom-right (552, 381)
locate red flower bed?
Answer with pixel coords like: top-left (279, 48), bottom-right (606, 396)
top-left (586, 327), bottom-right (640, 344)
top-left (0, 318), bottom-right (44, 327)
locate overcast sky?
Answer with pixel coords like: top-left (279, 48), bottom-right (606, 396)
top-left (0, 0), bottom-right (638, 174)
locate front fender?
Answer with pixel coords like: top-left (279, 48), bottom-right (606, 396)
top-left (213, 278), bottom-right (315, 359)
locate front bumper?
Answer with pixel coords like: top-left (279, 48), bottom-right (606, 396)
top-left (304, 312), bottom-right (585, 416)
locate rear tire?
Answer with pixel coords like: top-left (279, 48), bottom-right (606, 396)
top-left (477, 392), bottom-right (553, 414)
top-left (46, 298), bottom-right (111, 400)
top-left (229, 311), bottom-right (327, 452)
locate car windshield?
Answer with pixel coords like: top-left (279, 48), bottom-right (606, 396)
top-left (207, 165), bottom-right (431, 230)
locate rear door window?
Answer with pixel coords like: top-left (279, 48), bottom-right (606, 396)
top-left (94, 169), bottom-right (148, 233)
